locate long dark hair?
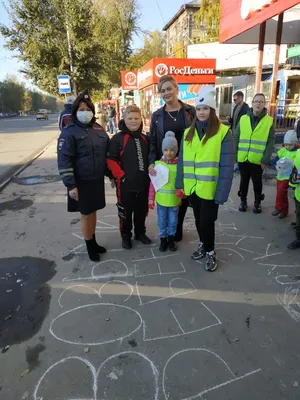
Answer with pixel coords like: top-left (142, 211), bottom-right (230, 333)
top-left (185, 108), bottom-right (220, 145)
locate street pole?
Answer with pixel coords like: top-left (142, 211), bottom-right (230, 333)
top-left (65, 14), bottom-right (77, 97)
top-left (255, 22), bottom-right (266, 94)
top-left (270, 12), bottom-right (284, 119)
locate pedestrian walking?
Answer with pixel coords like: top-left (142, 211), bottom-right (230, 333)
top-left (148, 75), bottom-right (195, 242)
top-left (148, 131), bottom-right (185, 252)
top-left (176, 86), bottom-right (235, 271)
top-left (58, 96), bottom-right (74, 131)
top-left (107, 105), bottom-right (117, 134)
top-left (288, 148), bottom-right (300, 249)
top-left (271, 130), bottom-right (298, 218)
top-left (57, 90), bottom-right (111, 262)
top-left (107, 105), bottom-right (152, 250)
top-left (235, 93), bottom-right (275, 213)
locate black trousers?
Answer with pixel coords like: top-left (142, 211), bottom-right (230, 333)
top-left (176, 197), bottom-right (189, 233)
top-left (118, 188), bottom-right (148, 238)
top-left (191, 193), bottom-right (219, 252)
top-left (238, 162), bottom-right (263, 202)
top-left (295, 198), bottom-right (300, 241)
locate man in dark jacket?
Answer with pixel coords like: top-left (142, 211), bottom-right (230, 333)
top-left (107, 105), bottom-right (151, 250)
top-left (107, 105), bottom-right (117, 134)
top-left (230, 91), bottom-right (249, 132)
top-left (59, 96), bottom-right (74, 131)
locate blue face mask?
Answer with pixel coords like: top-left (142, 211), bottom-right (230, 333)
top-left (77, 110), bottom-right (93, 124)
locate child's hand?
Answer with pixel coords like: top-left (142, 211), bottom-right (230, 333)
top-left (148, 200), bottom-right (155, 210)
top-left (176, 189), bottom-right (185, 198)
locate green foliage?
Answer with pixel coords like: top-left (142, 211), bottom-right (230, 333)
top-left (0, 0), bottom-right (140, 95)
top-left (195, 0), bottom-right (220, 41)
top-left (130, 30), bottom-right (166, 69)
top-left (0, 75), bottom-right (60, 113)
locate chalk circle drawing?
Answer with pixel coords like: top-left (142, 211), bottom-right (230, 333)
top-left (91, 259), bottom-right (129, 279)
top-left (34, 352), bottom-right (159, 400)
top-left (58, 281), bottom-right (134, 308)
top-left (143, 302), bottom-right (221, 342)
top-left (215, 247), bottom-right (245, 264)
top-left (49, 303), bottom-right (143, 346)
top-left (162, 348), bottom-right (261, 400)
top-left (136, 278), bottom-right (197, 306)
top-left (277, 287), bottom-right (300, 323)
top-left (275, 275), bottom-right (300, 286)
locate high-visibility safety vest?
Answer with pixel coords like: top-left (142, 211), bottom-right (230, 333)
top-left (276, 147), bottom-right (298, 181)
top-left (294, 150), bottom-right (300, 202)
top-left (237, 114), bottom-right (273, 165)
top-left (183, 124), bottom-right (229, 200)
top-left (155, 160), bottom-right (181, 207)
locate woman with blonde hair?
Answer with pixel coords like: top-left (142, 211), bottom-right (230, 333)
top-left (149, 75), bottom-right (195, 242)
top-left (176, 86), bottom-right (235, 271)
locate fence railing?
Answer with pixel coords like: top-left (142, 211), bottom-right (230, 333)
top-left (265, 99), bottom-right (300, 130)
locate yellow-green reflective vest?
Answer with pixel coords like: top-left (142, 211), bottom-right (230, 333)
top-left (155, 161), bottom-right (180, 207)
top-left (294, 150), bottom-right (300, 201)
top-left (277, 147), bottom-right (298, 181)
top-left (183, 123), bottom-right (229, 200)
top-left (237, 114), bottom-right (273, 165)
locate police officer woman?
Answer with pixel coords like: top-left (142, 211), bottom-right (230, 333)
top-left (148, 75), bottom-right (195, 242)
top-left (57, 90), bottom-right (110, 262)
top-left (176, 86), bottom-right (235, 272)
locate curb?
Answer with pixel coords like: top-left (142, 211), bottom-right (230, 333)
top-left (0, 138), bottom-right (57, 192)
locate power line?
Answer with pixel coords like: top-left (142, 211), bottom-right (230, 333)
top-left (155, 0), bottom-right (166, 24)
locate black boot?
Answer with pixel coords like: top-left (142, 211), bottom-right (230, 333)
top-left (134, 233), bottom-right (152, 244)
top-left (122, 235), bottom-right (132, 250)
top-left (93, 234), bottom-right (107, 254)
top-left (159, 237), bottom-right (168, 252)
top-left (168, 235), bottom-right (177, 252)
top-left (85, 239), bottom-right (100, 262)
top-left (253, 194), bottom-right (264, 214)
top-left (239, 199), bottom-right (247, 212)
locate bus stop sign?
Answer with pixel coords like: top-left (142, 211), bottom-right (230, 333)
top-left (57, 75), bottom-right (71, 93)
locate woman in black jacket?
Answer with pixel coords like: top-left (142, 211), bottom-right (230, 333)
top-left (148, 75), bottom-right (195, 242)
top-left (57, 90), bottom-right (110, 262)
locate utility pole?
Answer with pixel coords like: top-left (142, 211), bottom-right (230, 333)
top-left (65, 7), bottom-right (77, 96)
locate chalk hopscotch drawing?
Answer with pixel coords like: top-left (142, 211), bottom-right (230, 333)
top-left (34, 352), bottom-right (159, 400)
top-left (49, 303), bottom-right (143, 346)
top-left (132, 247), bottom-right (179, 262)
top-left (275, 275), bottom-right (300, 285)
top-left (136, 277), bottom-right (197, 306)
top-left (162, 348), bottom-right (261, 400)
top-left (277, 287), bottom-right (300, 323)
top-left (58, 280), bottom-right (134, 308)
top-left (134, 261), bottom-right (186, 278)
top-left (143, 302), bottom-right (221, 342)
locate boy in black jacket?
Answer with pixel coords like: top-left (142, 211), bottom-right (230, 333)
top-left (107, 105), bottom-right (152, 249)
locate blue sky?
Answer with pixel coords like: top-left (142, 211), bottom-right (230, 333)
top-left (0, 0), bottom-right (188, 85)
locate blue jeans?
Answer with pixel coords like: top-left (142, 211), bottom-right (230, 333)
top-left (108, 118), bottom-right (116, 134)
top-left (157, 204), bottom-right (179, 238)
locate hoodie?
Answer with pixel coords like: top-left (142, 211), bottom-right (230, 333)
top-left (234, 108), bottom-right (275, 165)
top-left (59, 103), bottom-right (73, 131)
top-left (107, 119), bottom-right (149, 192)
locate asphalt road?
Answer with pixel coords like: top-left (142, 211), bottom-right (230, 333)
top-left (0, 115), bottom-right (60, 185)
top-left (0, 141), bottom-right (300, 399)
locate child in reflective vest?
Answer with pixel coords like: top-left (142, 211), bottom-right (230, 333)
top-left (148, 131), bottom-right (185, 252)
top-left (288, 148), bottom-right (300, 250)
top-left (271, 130), bottom-right (298, 218)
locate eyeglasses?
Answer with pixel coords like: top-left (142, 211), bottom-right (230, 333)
top-left (253, 101), bottom-right (265, 104)
top-left (233, 98), bottom-right (238, 102)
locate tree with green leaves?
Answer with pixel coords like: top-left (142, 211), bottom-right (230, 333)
top-left (130, 30), bottom-right (166, 69)
top-left (0, 0), bottom-right (140, 96)
top-left (195, 0), bottom-right (220, 41)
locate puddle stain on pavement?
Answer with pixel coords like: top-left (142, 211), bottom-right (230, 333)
top-left (11, 175), bottom-right (61, 185)
top-left (0, 257), bottom-right (56, 348)
top-left (0, 198), bottom-right (33, 215)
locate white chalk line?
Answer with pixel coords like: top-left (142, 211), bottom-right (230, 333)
top-left (134, 262), bottom-right (186, 278)
top-left (49, 303), bottom-right (143, 346)
top-left (91, 259), bottom-right (128, 280)
top-left (275, 275), bottom-right (300, 285)
top-left (132, 253), bottom-right (179, 262)
top-left (215, 247), bottom-right (245, 262)
top-left (143, 302), bottom-right (221, 342)
top-left (277, 287), bottom-right (300, 323)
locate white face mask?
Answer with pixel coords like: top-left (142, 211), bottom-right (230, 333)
top-left (77, 110), bottom-right (93, 124)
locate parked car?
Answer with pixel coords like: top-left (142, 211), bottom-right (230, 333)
top-left (36, 112), bottom-right (48, 121)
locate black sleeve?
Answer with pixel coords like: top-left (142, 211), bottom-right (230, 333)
top-left (148, 114), bottom-right (158, 165)
top-left (57, 130), bottom-right (76, 189)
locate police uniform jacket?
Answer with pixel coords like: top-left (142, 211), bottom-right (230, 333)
top-left (57, 120), bottom-right (110, 190)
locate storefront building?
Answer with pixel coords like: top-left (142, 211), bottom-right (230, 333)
top-left (122, 58), bottom-right (216, 130)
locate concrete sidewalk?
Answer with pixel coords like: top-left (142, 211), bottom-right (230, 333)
top-left (0, 142), bottom-right (299, 399)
